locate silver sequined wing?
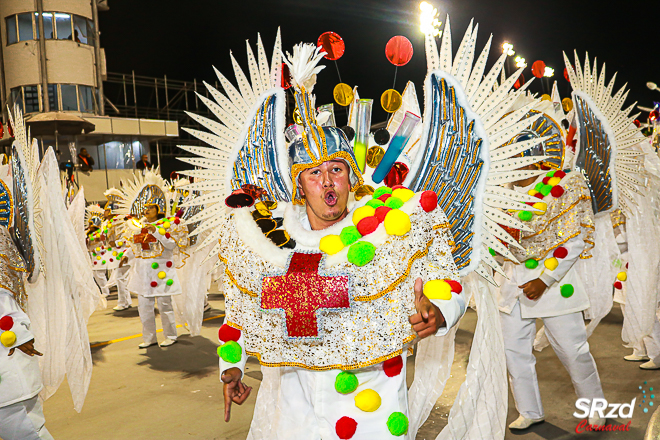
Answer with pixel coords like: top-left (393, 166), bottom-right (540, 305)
top-left (565, 52), bottom-right (645, 215)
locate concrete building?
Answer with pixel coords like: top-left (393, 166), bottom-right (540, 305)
top-left (0, 0), bottom-right (178, 201)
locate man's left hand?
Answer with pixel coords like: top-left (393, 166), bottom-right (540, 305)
top-left (8, 339), bottom-right (43, 357)
top-left (409, 277), bottom-right (446, 339)
top-left (519, 278), bottom-right (548, 300)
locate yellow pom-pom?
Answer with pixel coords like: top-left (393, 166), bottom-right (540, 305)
top-left (163, 221), bottom-right (171, 230)
top-left (423, 280), bottom-right (452, 300)
top-left (548, 177), bottom-right (561, 186)
top-left (352, 206), bottom-right (376, 226)
top-left (117, 241), bottom-right (123, 247)
top-left (112, 251), bottom-right (118, 256)
top-left (391, 188), bottom-right (415, 203)
top-left (158, 271), bottom-right (167, 279)
top-left (528, 189), bottom-right (539, 196)
top-left (384, 209), bottom-right (411, 236)
top-left (96, 256), bottom-right (101, 261)
top-left (158, 228), bottom-right (166, 235)
top-left (544, 257), bottom-right (559, 271)
top-left (319, 235), bottom-right (345, 255)
top-left (95, 247), bottom-right (101, 252)
top-left (617, 271), bottom-right (627, 281)
top-left (532, 202), bottom-right (547, 214)
top-left (1, 330), bottom-right (16, 347)
top-left (354, 389), bottom-right (381, 412)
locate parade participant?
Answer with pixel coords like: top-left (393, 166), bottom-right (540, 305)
top-left (103, 189), bottom-right (133, 311)
top-left (117, 169), bottom-right (189, 348)
top-left (85, 204), bottom-right (110, 297)
top-left (179, 19), bottom-right (547, 438)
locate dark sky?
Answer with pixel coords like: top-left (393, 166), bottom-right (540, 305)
top-left (100, 0), bottom-right (660, 125)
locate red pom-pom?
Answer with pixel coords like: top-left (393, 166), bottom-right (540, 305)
top-left (0, 316), bottom-right (14, 331)
top-left (553, 247), bottom-right (568, 259)
top-left (378, 193), bottom-right (392, 203)
top-left (550, 185), bottom-right (565, 198)
top-left (542, 177), bottom-right (551, 185)
top-left (445, 279), bottom-right (463, 294)
top-left (391, 185), bottom-right (406, 190)
top-left (93, 261), bottom-right (97, 265)
top-left (614, 281), bottom-right (623, 290)
top-left (554, 170), bottom-right (566, 178)
top-left (335, 416), bottom-right (358, 439)
top-left (626, 262), bottom-right (629, 269)
top-left (174, 218), bottom-right (181, 225)
top-left (166, 261), bottom-right (173, 268)
top-left (165, 233), bottom-right (171, 239)
top-left (109, 258), bottom-right (114, 262)
top-left (383, 355), bottom-right (404, 377)
top-left (357, 216), bottom-right (379, 236)
top-left (150, 281), bottom-right (158, 288)
top-left (218, 324), bottom-right (242, 342)
top-left (375, 206), bottom-right (392, 223)
top-left (526, 202), bottom-right (535, 206)
top-left (540, 164), bottom-right (552, 171)
top-left (534, 192), bottom-right (544, 199)
top-left (420, 190), bottom-right (438, 212)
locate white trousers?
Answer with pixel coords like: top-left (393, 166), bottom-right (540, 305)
top-left (137, 295), bottom-right (177, 345)
top-left (0, 396), bottom-right (54, 440)
top-left (93, 270), bottom-right (110, 297)
top-left (501, 301), bottom-right (604, 419)
top-left (115, 266), bottom-right (132, 308)
top-left (248, 356), bottom-right (409, 440)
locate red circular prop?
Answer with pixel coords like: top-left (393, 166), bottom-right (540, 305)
top-left (357, 216), bottom-right (379, 236)
top-left (317, 31), bottom-right (345, 61)
top-left (514, 73), bottom-right (525, 90)
top-left (383, 355), bottom-right (404, 377)
top-left (281, 63), bottom-right (292, 90)
top-left (385, 36), bottom-right (414, 66)
top-left (384, 162), bottom-right (409, 187)
top-left (531, 60), bottom-right (546, 79)
top-left (375, 206), bottom-right (392, 223)
top-left (564, 67), bottom-right (571, 82)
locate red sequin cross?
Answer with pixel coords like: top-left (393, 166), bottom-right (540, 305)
top-left (261, 253), bottom-right (350, 338)
top-left (133, 228), bottom-right (157, 250)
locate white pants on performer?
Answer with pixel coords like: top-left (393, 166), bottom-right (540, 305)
top-left (0, 396), bottom-right (54, 440)
top-left (248, 355), bottom-right (408, 440)
top-left (138, 295), bottom-right (177, 345)
top-left (115, 266), bottom-right (132, 308)
top-left (93, 270), bottom-right (110, 297)
top-left (501, 301), bottom-right (604, 419)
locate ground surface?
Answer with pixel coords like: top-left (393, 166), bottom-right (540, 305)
top-left (41, 292), bottom-right (657, 440)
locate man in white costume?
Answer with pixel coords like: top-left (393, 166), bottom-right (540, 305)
top-left (497, 162), bottom-right (605, 430)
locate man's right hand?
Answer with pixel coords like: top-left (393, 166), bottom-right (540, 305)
top-left (221, 367), bottom-right (251, 422)
top-left (119, 256), bottom-right (128, 267)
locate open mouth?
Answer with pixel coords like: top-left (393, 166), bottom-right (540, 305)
top-left (324, 190), bottom-right (338, 207)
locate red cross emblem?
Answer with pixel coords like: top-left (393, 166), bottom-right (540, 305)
top-left (261, 252), bottom-right (350, 339)
top-left (133, 228), bottom-right (157, 250)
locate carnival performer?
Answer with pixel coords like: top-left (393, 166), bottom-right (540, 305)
top-left (103, 189), bottom-right (133, 311)
top-left (86, 204), bottom-right (111, 298)
top-left (178, 18), bottom-right (549, 437)
top-left (118, 170), bottom-right (189, 348)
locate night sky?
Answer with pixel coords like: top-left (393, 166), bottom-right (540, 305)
top-left (100, 0), bottom-right (660, 126)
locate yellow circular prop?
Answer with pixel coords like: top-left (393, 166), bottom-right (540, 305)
top-left (380, 89), bottom-right (403, 113)
top-left (366, 146), bottom-right (385, 168)
top-left (354, 185), bottom-right (375, 201)
top-left (562, 97), bottom-right (574, 112)
top-left (541, 94), bottom-right (551, 101)
top-left (333, 83), bottom-right (354, 107)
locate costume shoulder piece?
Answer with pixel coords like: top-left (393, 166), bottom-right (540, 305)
top-left (511, 170), bottom-right (594, 263)
top-left (218, 189), bottom-right (457, 369)
top-left (564, 52), bottom-right (645, 215)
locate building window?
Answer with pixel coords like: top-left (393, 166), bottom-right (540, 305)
top-left (39, 12), bottom-right (54, 39)
top-left (72, 15), bottom-right (88, 44)
top-left (48, 84), bottom-right (59, 111)
top-left (23, 86), bottom-right (40, 113)
top-left (78, 85), bottom-right (95, 113)
top-left (10, 87), bottom-right (22, 111)
top-left (61, 84), bottom-right (77, 111)
top-left (55, 13), bottom-right (72, 40)
top-left (6, 16), bottom-right (18, 45)
top-left (17, 13), bottom-right (35, 42)
top-left (86, 19), bottom-right (95, 47)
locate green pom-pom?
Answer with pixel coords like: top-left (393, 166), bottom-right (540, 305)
top-left (534, 182), bottom-right (545, 192)
top-left (540, 184), bottom-right (553, 196)
top-left (366, 199), bottom-right (385, 209)
top-left (151, 262), bottom-right (159, 269)
top-left (525, 259), bottom-right (539, 269)
top-left (340, 226), bottom-right (362, 246)
top-left (560, 284), bottom-right (574, 298)
top-left (518, 211), bottom-right (533, 221)
top-left (546, 170), bottom-right (556, 177)
top-left (166, 279), bottom-right (174, 286)
top-left (373, 186), bottom-right (393, 199)
top-left (489, 248), bottom-right (496, 257)
top-left (385, 197), bottom-right (404, 209)
top-left (101, 260), bottom-right (106, 265)
top-left (387, 412), bottom-right (409, 436)
top-left (334, 371), bottom-right (358, 394)
top-left (107, 247), bottom-right (113, 252)
top-left (347, 241), bottom-right (376, 267)
top-left (92, 252), bottom-right (96, 257)
top-left (118, 252), bottom-right (124, 258)
top-left (218, 341), bottom-right (242, 363)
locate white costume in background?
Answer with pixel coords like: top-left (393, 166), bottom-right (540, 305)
top-left (0, 289), bottom-right (53, 440)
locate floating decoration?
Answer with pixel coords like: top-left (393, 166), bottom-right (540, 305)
top-left (562, 97), bottom-right (573, 112)
top-left (333, 83), bottom-right (354, 107)
top-left (372, 112), bottom-right (420, 183)
top-left (373, 128), bottom-right (390, 146)
top-left (366, 146), bottom-right (385, 168)
top-left (317, 31), bottom-right (346, 61)
top-left (385, 36), bottom-right (414, 66)
top-left (564, 67), bottom-right (571, 82)
top-left (381, 89), bottom-right (403, 113)
top-left (531, 60), bottom-right (546, 78)
top-left (281, 63), bottom-right (292, 90)
top-left (354, 99), bottom-right (373, 172)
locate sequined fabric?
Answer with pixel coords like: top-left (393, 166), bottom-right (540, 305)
top-left (217, 202), bottom-right (457, 370)
top-left (512, 173), bottom-right (595, 261)
top-left (0, 225), bottom-right (27, 310)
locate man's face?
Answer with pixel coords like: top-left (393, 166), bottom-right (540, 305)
top-left (80, 149), bottom-right (88, 155)
top-left (103, 208), bottom-right (112, 219)
top-left (298, 160), bottom-right (351, 228)
top-left (142, 155), bottom-right (148, 162)
top-left (144, 205), bottom-right (159, 221)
